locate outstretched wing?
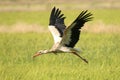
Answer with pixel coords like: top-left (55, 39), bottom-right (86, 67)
top-left (49, 7), bottom-right (66, 43)
top-left (61, 10), bottom-right (93, 47)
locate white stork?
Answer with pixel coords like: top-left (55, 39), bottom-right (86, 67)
top-left (33, 7), bottom-right (93, 63)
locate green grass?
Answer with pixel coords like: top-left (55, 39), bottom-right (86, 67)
top-left (0, 11), bottom-right (50, 26)
top-left (0, 33), bottom-right (120, 80)
top-left (92, 9), bottom-right (120, 25)
top-left (0, 9), bottom-right (120, 26)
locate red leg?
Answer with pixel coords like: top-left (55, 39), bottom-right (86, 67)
top-left (71, 52), bottom-right (88, 64)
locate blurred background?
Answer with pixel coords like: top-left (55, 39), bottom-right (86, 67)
top-left (0, 0), bottom-right (120, 11)
top-left (0, 0), bottom-right (120, 33)
top-left (0, 0), bottom-right (120, 80)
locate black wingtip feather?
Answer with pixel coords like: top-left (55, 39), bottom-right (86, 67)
top-left (72, 10), bottom-right (93, 28)
top-left (49, 7), bottom-right (66, 26)
top-left (78, 10), bottom-right (93, 22)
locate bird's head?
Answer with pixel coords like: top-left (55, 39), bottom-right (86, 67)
top-left (32, 50), bottom-right (48, 58)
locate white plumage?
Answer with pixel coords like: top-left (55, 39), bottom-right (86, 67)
top-left (48, 25), bottom-right (62, 43)
top-left (33, 7), bottom-right (93, 63)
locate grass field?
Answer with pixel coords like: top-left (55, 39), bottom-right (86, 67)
top-left (0, 7), bottom-right (120, 80)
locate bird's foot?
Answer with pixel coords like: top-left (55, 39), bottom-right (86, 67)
top-left (82, 58), bottom-right (88, 64)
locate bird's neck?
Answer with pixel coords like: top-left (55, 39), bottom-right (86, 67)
top-left (44, 50), bottom-right (50, 53)
top-left (39, 50), bottom-right (51, 54)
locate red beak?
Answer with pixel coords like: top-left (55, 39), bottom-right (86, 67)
top-left (32, 52), bottom-right (41, 58)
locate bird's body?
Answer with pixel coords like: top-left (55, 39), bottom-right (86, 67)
top-left (33, 7), bottom-right (93, 63)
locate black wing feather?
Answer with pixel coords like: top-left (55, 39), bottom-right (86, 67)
top-left (49, 7), bottom-right (66, 37)
top-left (64, 10), bottom-right (93, 47)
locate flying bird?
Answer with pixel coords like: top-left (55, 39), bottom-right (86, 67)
top-left (33, 7), bottom-right (93, 63)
